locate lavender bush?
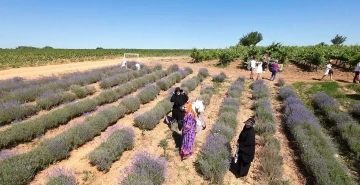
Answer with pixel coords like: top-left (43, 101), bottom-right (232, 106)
top-left (181, 76), bottom-right (201, 91)
top-left (120, 151), bottom-right (167, 185)
top-left (313, 92), bottom-right (360, 158)
top-left (121, 96), bottom-right (141, 114)
top-left (251, 80), bottom-right (284, 183)
top-left (184, 67), bottom-right (193, 74)
top-left (196, 78), bottom-right (244, 184)
top-left (134, 99), bottom-right (172, 130)
top-left (199, 86), bottom-right (215, 106)
top-left (137, 85), bottom-right (161, 104)
top-left (0, 100), bottom-right (38, 126)
top-left (212, 72), bottom-right (227, 83)
top-left (89, 126), bottom-right (134, 171)
top-left (167, 64), bottom-right (179, 73)
top-left (196, 134), bottom-right (230, 184)
top-left (46, 167), bottom-right (76, 185)
top-left (251, 80), bottom-right (270, 99)
top-left (70, 85), bottom-right (96, 98)
top-left (99, 71), bottom-right (137, 89)
top-left (282, 88), bottom-right (355, 185)
top-left (153, 64), bottom-right (162, 71)
top-left (352, 103), bottom-right (360, 116)
top-left (0, 105), bottom-right (128, 185)
top-left (279, 86), bottom-right (297, 100)
top-left (198, 68), bottom-right (209, 78)
top-left (36, 91), bottom-right (77, 110)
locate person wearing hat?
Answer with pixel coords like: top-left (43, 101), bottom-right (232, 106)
top-left (236, 117), bottom-right (256, 177)
top-left (170, 87), bottom-right (189, 130)
top-left (270, 60), bottom-right (279, 81)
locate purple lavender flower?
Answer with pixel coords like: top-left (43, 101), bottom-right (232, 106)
top-left (120, 151), bottom-right (167, 185)
top-left (46, 167), bottom-right (76, 185)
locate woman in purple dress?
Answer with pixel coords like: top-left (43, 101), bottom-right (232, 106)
top-left (180, 102), bottom-right (198, 160)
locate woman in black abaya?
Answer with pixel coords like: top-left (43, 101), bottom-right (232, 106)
top-left (170, 87), bottom-right (189, 130)
top-left (236, 117), bottom-right (256, 177)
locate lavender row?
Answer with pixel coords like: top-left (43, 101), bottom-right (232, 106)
top-left (89, 126), bottom-right (134, 172)
top-left (0, 66), bottom-right (173, 150)
top-left (251, 80), bottom-right (284, 184)
top-left (212, 72), bottom-right (227, 83)
top-left (251, 80), bottom-right (275, 135)
top-left (134, 69), bottom-right (204, 130)
top-left (312, 92), bottom-right (360, 158)
top-left (279, 87), bottom-right (355, 185)
top-left (0, 104), bottom-right (127, 185)
top-left (0, 67), bottom-right (186, 185)
top-left (196, 77), bottom-right (245, 184)
top-left (46, 167), bottom-right (77, 185)
top-left (119, 151), bottom-right (167, 185)
top-left (99, 66), bottom-right (150, 89)
top-left (0, 85), bottom-right (96, 126)
top-left (0, 64), bottom-right (126, 93)
top-left (199, 85), bottom-right (215, 106)
top-left (0, 65), bottom-right (136, 103)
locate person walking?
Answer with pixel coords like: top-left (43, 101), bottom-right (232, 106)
top-left (270, 60), bottom-right (279, 81)
top-left (249, 56), bottom-right (257, 80)
top-left (180, 102), bottom-right (198, 160)
top-left (236, 117), bottom-right (256, 177)
top-left (135, 63), bottom-right (141, 71)
top-left (320, 62), bottom-right (333, 81)
top-left (170, 87), bottom-right (189, 130)
top-left (353, 61), bottom-right (360, 83)
top-left (256, 59), bottom-right (263, 80)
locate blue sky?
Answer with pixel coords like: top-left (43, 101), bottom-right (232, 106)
top-left (0, 0), bottom-right (359, 49)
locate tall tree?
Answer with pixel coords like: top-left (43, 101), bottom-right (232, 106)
top-left (331, 34), bottom-right (347, 45)
top-left (237, 31), bottom-right (263, 46)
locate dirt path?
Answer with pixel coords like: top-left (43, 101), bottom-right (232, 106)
top-left (269, 81), bottom-right (305, 185)
top-left (162, 78), bottom-right (230, 185)
top-left (222, 79), bottom-right (259, 185)
top-left (29, 73), bottom-right (202, 185)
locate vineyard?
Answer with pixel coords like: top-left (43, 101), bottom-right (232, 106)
top-left (190, 45), bottom-right (360, 70)
top-left (0, 55), bottom-right (360, 185)
top-left (0, 48), bottom-right (192, 69)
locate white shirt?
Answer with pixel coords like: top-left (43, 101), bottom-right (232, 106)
top-left (326, 64), bottom-right (332, 69)
top-left (355, 62), bottom-right (360, 71)
top-left (135, 63), bottom-right (141, 71)
top-left (250, 60), bottom-right (256, 68)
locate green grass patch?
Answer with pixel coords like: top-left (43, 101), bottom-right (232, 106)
top-left (293, 81), bottom-right (354, 109)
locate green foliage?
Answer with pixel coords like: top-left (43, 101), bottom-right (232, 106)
top-left (331, 34), bottom-right (347, 45)
top-left (238, 31), bottom-right (263, 46)
top-left (0, 49), bottom-right (192, 69)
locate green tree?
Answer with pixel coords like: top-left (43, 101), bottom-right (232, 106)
top-left (331, 34), bottom-right (347, 45)
top-left (237, 31), bottom-right (263, 46)
top-left (317, 42), bottom-right (327, 46)
top-left (96, 47), bottom-right (104, 49)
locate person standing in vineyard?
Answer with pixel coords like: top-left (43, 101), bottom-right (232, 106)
top-left (235, 117), bottom-right (256, 177)
top-left (270, 60), bottom-right (279, 81)
top-left (180, 101), bottom-right (197, 160)
top-left (320, 62), bottom-right (333, 81)
top-left (353, 61), bottom-right (360, 83)
top-left (170, 87), bottom-right (189, 130)
top-left (249, 56), bottom-right (257, 80)
top-left (256, 59), bottom-right (263, 80)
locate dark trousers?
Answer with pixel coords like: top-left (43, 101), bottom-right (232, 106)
top-left (270, 71), bottom-right (277, 80)
top-left (354, 71), bottom-right (359, 83)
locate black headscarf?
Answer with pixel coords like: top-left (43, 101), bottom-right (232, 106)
top-left (170, 87), bottom-right (188, 121)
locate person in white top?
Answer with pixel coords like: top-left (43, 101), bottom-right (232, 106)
top-left (320, 62), bottom-right (333, 81)
top-left (135, 63), bottom-right (141, 71)
top-left (256, 58), bottom-right (263, 80)
top-left (353, 61), bottom-right (360, 83)
top-left (249, 56), bottom-right (257, 80)
top-left (121, 60), bottom-right (127, 69)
